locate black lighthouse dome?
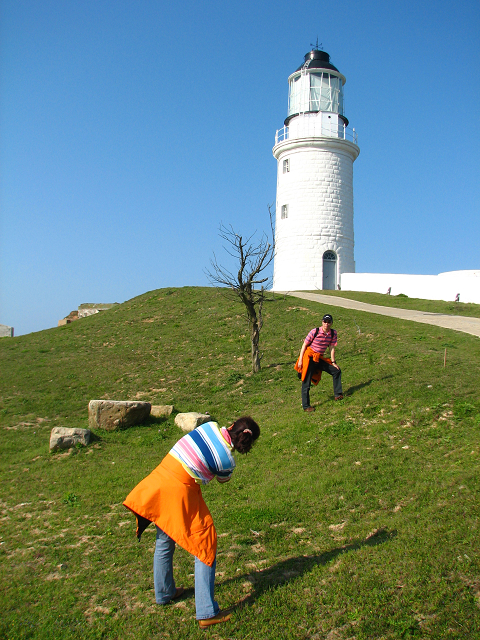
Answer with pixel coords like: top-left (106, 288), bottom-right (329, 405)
top-left (296, 49), bottom-right (340, 73)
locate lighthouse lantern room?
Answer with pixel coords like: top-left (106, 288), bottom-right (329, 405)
top-left (272, 49), bottom-right (360, 291)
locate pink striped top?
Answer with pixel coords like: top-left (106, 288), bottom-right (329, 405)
top-left (305, 327), bottom-right (337, 355)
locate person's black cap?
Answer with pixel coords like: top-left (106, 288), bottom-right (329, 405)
top-left (323, 314), bottom-right (333, 323)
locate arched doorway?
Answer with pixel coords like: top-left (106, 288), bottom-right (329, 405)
top-left (322, 251), bottom-right (337, 290)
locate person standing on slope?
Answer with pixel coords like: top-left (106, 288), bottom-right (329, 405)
top-left (295, 313), bottom-right (343, 411)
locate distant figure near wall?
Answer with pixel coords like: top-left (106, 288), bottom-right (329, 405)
top-left (0, 324), bottom-right (14, 338)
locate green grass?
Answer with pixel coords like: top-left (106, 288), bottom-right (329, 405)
top-left (308, 289), bottom-right (480, 318)
top-left (1, 286), bottom-right (480, 639)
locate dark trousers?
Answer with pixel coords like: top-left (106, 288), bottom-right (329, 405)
top-left (301, 359), bottom-right (343, 408)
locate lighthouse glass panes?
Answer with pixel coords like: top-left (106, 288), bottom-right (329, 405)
top-left (288, 72), bottom-right (344, 117)
top-left (288, 75), bottom-right (302, 114)
top-left (310, 74), bottom-right (343, 113)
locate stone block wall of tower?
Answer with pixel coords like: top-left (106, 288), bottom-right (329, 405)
top-left (273, 143), bottom-right (356, 291)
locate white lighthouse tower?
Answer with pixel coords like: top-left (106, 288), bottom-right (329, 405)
top-left (272, 48), bottom-right (360, 291)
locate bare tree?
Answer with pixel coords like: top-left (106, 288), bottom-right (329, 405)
top-left (205, 206), bottom-right (275, 373)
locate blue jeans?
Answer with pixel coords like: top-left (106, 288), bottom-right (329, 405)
top-left (154, 526), bottom-right (219, 620)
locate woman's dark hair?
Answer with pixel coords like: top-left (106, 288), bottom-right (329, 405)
top-left (229, 416), bottom-right (260, 454)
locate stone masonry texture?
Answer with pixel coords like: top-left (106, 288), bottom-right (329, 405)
top-left (273, 143), bottom-right (356, 291)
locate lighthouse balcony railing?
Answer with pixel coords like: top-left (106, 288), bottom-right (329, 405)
top-left (275, 123), bottom-right (358, 145)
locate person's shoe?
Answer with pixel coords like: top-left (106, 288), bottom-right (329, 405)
top-left (334, 394), bottom-right (344, 401)
top-left (303, 406), bottom-right (315, 413)
top-left (198, 611), bottom-right (232, 628)
top-left (170, 586), bottom-right (184, 601)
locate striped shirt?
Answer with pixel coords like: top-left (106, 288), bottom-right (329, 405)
top-left (169, 421), bottom-right (235, 485)
top-left (305, 327), bottom-right (337, 355)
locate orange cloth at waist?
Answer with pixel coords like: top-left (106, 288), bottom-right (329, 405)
top-left (294, 346), bottom-right (332, 385)
top-left (123, 453), bottom-right (217, 567)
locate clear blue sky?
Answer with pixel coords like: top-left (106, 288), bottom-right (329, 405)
top-left (1, 0), bottom-right (479, 335)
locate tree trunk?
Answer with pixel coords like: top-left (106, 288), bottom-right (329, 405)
top-left (242, 292), bottom-right (261, 373)
top-left (250, 319), bottom-right (261, 373)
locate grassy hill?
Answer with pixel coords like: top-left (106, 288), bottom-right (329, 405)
top-left (1, 286), bottom-right (479, 639)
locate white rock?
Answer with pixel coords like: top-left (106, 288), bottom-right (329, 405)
top-left (174, 412), bottom-right (211, 433)
top-left (50, 427), bottom-right (91, 452)
top-left (150, 405), bottom-right (174, 418)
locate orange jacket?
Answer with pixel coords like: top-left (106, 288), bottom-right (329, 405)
top-left (294, 346), bottom-right (332, 385)
top-left (123, 453), bottom-right (217, 567)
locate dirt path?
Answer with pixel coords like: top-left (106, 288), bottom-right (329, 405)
top-left (278, 291), bottom-right (480, 338)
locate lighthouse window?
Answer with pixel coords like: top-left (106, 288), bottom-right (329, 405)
top-left (283, 159), bottom-right (290, 173)
top-left (281, 204), bottom-right (289, 219)
top-left (309, 73), bottom-right (344, 115)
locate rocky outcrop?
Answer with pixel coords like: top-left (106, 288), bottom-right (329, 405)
top-left (58, 310), bottom-right (79, 326)
top-left (50, 427), bottom-right (91, 452)
top-left (0, 324), bottom-right (14, 337)
top-left (88, 400), bottom-right (151, 431)
top-left (78, 303), bottom-right (117, 318)
top-left (150, 405), bottom-right (174, 418)
top-left (174, 412), bottom-right (211, 433)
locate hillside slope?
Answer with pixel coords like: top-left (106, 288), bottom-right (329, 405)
top-left (1, 287), bottom-right (479, 639)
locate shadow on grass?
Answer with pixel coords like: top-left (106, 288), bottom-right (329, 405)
top-left (146, 415), bottom-right (170, 425)
top-left (345, 379), bottom-right (373, 396)
top-left (289, 371), bottom-right (393, 405)
top-left (344, 374), bottom-right (394, 397)
top-left (223, 527), bottom-right (397, 610)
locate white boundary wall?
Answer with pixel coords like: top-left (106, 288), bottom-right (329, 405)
top-left (341, 270), bottom-right (480, 304)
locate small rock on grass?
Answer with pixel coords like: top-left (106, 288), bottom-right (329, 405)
top-left (50, 427), bottom-right (91, 452)
top-left (174, 412), bottom-right (211, 432)
top-left (150, 405), bottom-right (174, 418)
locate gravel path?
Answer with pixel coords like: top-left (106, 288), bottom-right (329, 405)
top-left (278, 291), bottom-right (480, 338)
